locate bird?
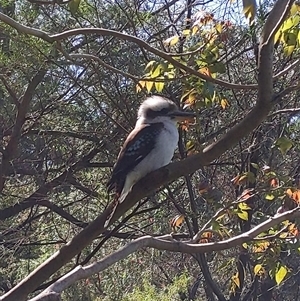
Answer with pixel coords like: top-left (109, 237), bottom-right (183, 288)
top-left (107, 95), bottom-right (196, 202)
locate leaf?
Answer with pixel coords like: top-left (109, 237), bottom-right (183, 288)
top-left (269, 178), bottom-right (279, 188)
top-left (188, 92), bottom-right (197, 104)
top-left (154, 81), bottom-right (164, 93)
top-left (254, 264), bottom-right (263, 275)
top-left (136, 80), bottom-right (146, 93)
top-left (69, 0), bottom-right (81, 14)
top-left (170, 215), bottom-right (185, 231)
top-left (182, 29), bottom-right (191, 36)
top-left (220, 98), bottom-right (229, 109)
top-left (253, 241), bottom-right (270, 253)
top-left (284, 44), bottom-right (295, 56)
top-left (274, 29), bottom-right (282, 45)
top-left (232, 273), bottom-right (240, 288)
top-left (287, 189), bottom-right (300, 203)
top-left (282, 18), bottom-right (294, 32)
top-left (151, 65), bottom-right (161, 78)
top-left (199, 67), bottom-right (211, 77)
top-left (275, 137), bottom-right (293, 155)
top-left (250, 162), bottom-right (259, 169)
top-left (164, 35), bottom-right (180, 46)
top-left (145, 80), bottom-right (154, 92)
top-left (215, 23), bottom-right (223, 33)
top-left (239, 189), bottom-right (254, 201)
top-left (290, 3), bottom-right (300, 15)
top-left (192, 26), bottom-right (199, 35)
top-left (265, 194), bottom-right (275, 201)
top-left (286, 188), bottom-right (293, 197)
top-left (275, 265), bottom-right (287, 285)
top-left (243, 0), bottom-right (256, 24)
top-left (237, 210), bottom-right (248, 221)
top-left (238, 202), bottom-right (251, 210)
top-left (209, 62), bottom-right (226, 74)
top-left (145, 60), bottom-right (156, 71)
top-left (200, 231), bottom-right (213, 243)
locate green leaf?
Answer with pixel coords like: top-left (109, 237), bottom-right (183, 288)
top-left (275, 137), bottom-right (293, 155)
top-left (209, 62), bottom-right (226, 74)
top-left (284, 32), bottom-right (297, 46)
top-left (69, 0), bottom-right (81, 14)
top-left (275, 265), bottom-right (287, 285)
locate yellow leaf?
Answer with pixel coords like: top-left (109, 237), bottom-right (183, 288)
top-left (164, 35), bottom-right (180, 46)
top-left (274, 30), bottom-right (282, 44)
top-left (151, 65), bottom-right (161, 78)
top-left (254, 264), bottom-right (263, 275)
top-left (136, 80), bottom-right (146, 93)
top-left (290, 3), bottom-right (300, 15)
top-left (284, 44), bottom-right (295, 56)
top-left (238, 211), bottom-right (248, 221)
top-left (182, 29), bottom-right (191, 36)
top-left (243, 0), bottom-right (256, 24)
top-left (192, 26), bottom-right (199, 35)
top-left (199, 67), bottom-right (211, 77)
top-left (265, 194), bottom-right (275, 201)
top-left (145, 60), bottom-right (156, 71)
top-left (220, 98), bottom-right (229, 109)
top-left (154, 81), bottom-right (164, 92)
top-left (215, 23), bottom-right (223, 33)
top-left (286, 188), bottom-right (293, 197)
top-left (253, 241), bottom-right (270, 253)
top-left (238, 202), bottom-right (251, 210)
top-left (170, 215), bottom-right (185, 231)
top-left (275, 265), bottom-right (287, 285)
top-left (188, 93), bottom-right (197, 104)
top-left (232, 273), bottom-right (240, 288)
top-left (145, 81), bottom-right (153, 92)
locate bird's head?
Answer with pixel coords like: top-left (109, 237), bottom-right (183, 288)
top-left (137, 95), bottom-right (196, 125)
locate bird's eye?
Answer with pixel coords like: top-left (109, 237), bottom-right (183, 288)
top-left (159, 108), bottom-right (169, 115)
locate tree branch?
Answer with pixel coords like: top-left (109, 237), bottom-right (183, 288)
top-left (28, 208), bottom-right (300, 301)
top-left (0, 12), bottom-right (257, 90)
top-left (0, 69), bottom-right (46, 192)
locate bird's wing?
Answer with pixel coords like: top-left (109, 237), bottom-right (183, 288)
top-left (107, 122), bottom-right (163, 194)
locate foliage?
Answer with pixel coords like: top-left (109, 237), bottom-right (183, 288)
top-left (0, 0), bottom-right (300, 301)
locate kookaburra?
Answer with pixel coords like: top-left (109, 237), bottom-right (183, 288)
top-left (107, 95), bottom-right (196, 201)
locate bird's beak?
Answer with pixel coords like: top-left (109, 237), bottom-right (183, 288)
top-left (168, 110), bottom-right (196, 122)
